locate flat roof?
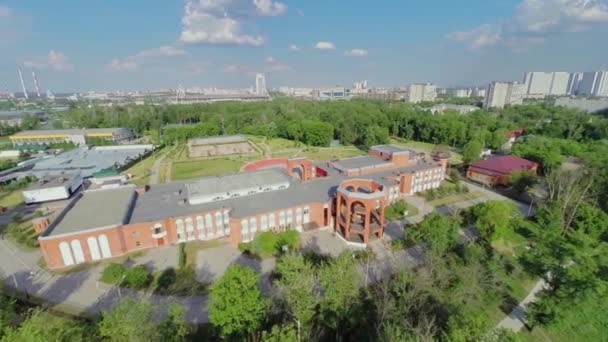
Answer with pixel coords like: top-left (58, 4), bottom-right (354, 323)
top-left (43, 186), bottom-right (135, 237)
top-left (186, 169), bottom-right (289, 200)
top-left (11, 128), bottom-right (127, 137)
top-left (332, 155), bottom-right (392, 171)
top-left (371, 145), bottom-right (411, 155)
top-left (25, 172), bottom-right (80, 190)
top-left (189, 135), bottom-right (247, 145)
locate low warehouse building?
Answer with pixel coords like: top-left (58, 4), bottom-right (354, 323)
top-left (22, 172), bottom-right (83, 204)
top-left (466, 155), bottom-right (538, 187)
top-left (9, 128), bottom-right (133, 148)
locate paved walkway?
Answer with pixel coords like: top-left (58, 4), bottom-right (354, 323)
top-left (148, 154), bottom-right (166, 185)
top-left (497, 278), bottom-right (548, 331)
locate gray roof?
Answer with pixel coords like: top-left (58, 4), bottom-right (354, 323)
top-left (186, 169), bottom-right (289, 201)
top-left (332, 155), bottom-right (392, 171)
top-left (371, 145), bottom-right (411, 155)
top-left (42, 186), bottom-right (136, 237)
top-left (12, 128), bottom-right (127, 137)
top-left (189, 135), bottom-right (247, 145)
top-left (25, 172), bottom-right (80, 190)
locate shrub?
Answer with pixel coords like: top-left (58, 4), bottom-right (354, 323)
top-left (246, 230), bottom-right (301, 258)
top-left (156, 267), bottom-right (177, 290)
top-left (100, 263), bottom-right (127, 284)
top-left (178, 243), bottom-right (186, 270)
top-left (124, 265), bottom-right (152, 289)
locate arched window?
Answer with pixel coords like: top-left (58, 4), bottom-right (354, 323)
top-left (70, 240), bottom-right (85, 264)
top-left (59, 242), bottom-right (74, 266)
top-left (295, 208), bottom-right (302, 228)
top-left (196, 216), bottom-right (205, 240)
top-left (268, 213), bottom-right (276, 229)
top-left (87, 237), bottom-right (101, 261)
top-left (286, 210), bottom-right (293, 227)
top-left (223, 210), bottom-right (230, 235)
top-left (261, 215), bottom-right (268, 231)
top-left (249, 218), bottom-right (257, 239)
top-left (215, 212), bottom-right (223, 237)
top-left (176, 219), bottom-right (185, 242)
top-left (98, 234), bottom-right (112, 258)
top-left (205, 214), bottom-right (213, 237)
top-left (185, 217), bottom-right (195, 240)
top-left (241, 219), bottom-right (250, 242)
top-left (279, 211), bottom-right (286, 228)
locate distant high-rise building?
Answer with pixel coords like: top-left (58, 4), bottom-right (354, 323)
top-left (454, 88), bottom-right (472, 98)
top-left (407, 83), bottom-right (436, 103)
top-left (523, 71), bottom-right (570, 97)
top-left (567, 72), bottom-right (583, 95)
top-left (473, 87), bottom-right (486, 98)
top-left (578, 71), bottom-right (608, 97)
top-left (255, 73), bottom-right (267, 95)
top-left (484, 81), bottom-right (525, 109)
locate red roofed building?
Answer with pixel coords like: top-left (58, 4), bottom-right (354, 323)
top-left (502, 128), bottom-right (525, 150)
top-left (466, 155), bottom-right (538, 187)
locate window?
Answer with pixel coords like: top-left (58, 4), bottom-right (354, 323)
top-left (223, 210), bottom-right (230, 235)
top-left (196, 216), bottom-right (205, 240)
top-left (215, 212), bottom-right (223, 237)
top-left (176, 218), bottom-right (185, 241)
top-left (249, 217), bottom-right (258, 239)
top-left (303, 206), bottom-right (310, 224)
top-left (135, 241), bottom-right (141, 247)
top-left (70, 240), bottom-right (85, 264)
top-left (286, 210), bottom-right (293, 227)
top-left (241, 220), bottom-right (250, 242)
top-left (59, 242), bottom-right (74, 266)
top-left (269, 213), bottom-right (276, 229)
top-left (185, 217), bottom-right (195, 240)
top-left (295, 208), bottom-right (302, 228)
top-left (279, 211), bottom-right (286, 228)
top-left (205, 214), bottom-right (213, 237)
top-left (261, 215), bottom-right (268, 231)
top-left (153, 223), bottom-right (163, 235)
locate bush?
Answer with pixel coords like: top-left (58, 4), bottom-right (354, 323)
top-left (155, 267), bottom-right (177, 290)
top-left (245, 230), bottom-right (301, 258)
top-left (178, 243), bottom-right (186, 270)
top-left (124, 265), bottom-right (152, 289)
top-left (100, 263), bottom-right (127, 284)
top-left (154, 266), bottom-right (207, 296)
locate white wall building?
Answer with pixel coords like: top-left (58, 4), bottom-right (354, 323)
top-left (255, 73), bottom-right (267, 96)
top-left (407, 83), bottom-right (437, 103)
top-left (523, 71), bottom-right (570, 97)
top-left (568, 72), bottom-right (583, 95)
top-left (22, 173), bottom-right (83, 204)
top-left (484, 81), bottom-right (525, 109)
top-left (578, 71), bottom-right (608, 97)
top-left (550, 72), bottom-right (570, 96)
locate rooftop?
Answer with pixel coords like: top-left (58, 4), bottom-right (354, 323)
top-left (469, 155), bottom-right (537, 176)
top-left (189, 135), bottom-right (247, 145)
top-left (370, 145), bottom-right (411, 155)
top-left (332, 155), bottom-right (392, 172)
top-left (43, 186), bottom-right (135, 237)
top-left (25, 172), bottom-right (80, 190)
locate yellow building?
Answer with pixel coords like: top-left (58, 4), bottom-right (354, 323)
top-left (10, 128), bottom-right (133, 147)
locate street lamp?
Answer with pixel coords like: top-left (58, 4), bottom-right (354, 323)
top-left (117, 274), bottom-right (126, 298)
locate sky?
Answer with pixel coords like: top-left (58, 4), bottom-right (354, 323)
top-left (1, 0), bottom-right (608, 92)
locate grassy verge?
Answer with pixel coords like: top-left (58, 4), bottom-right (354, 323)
top-left (183, 239), bottom-right (226, 268)
top-left (3, 218), bottom-right (39, 250)
top-left (239, 230), bottom-right (300, 259)
top-left (171, 158), bottom-right (245, 180)
top-left (123, 147), bottom-right (164, 185)
top-left (385, 200), bottom-right (419, 221)
top-left (428, 191), bottom-right (484, 207)
top-left (0, 190), bottom-right (24, 208)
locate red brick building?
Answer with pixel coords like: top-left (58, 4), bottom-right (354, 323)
top-left (39, 145), bottom-right (448, 269)
top-left (466, 155), bottom-right (538, 187)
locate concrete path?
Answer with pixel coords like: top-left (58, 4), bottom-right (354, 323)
top-left (497, 278), bottom-right (548, 331)
top-left (148, 154), bottom-right (166, 185)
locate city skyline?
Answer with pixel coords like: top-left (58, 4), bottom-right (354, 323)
top-left (2, 0), bottom-right (608, 91)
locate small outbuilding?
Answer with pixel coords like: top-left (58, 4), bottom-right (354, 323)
top-left (22, 172), bottom-right (83, 204)
top-left (466, 155), bottom-right (537, 187)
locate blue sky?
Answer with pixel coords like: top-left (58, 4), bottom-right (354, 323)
top-left (1, 0), bottom-right (608, 91)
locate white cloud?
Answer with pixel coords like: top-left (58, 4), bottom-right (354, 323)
top-left (254, 0), bottom-right (287, 16)
top-left (107, 59), bottom-right (139, 71)
top-left (264, 56), bottom-right (289, 72)
top-left (289, 44), bottom-right (301, 51)
top-left (24, 50), bottom-right (73, 71)
top-left (179, 0), bottom-right (287, 46)
top-left (314, 41), bottom-right (336, 50)
top-left (106, 46), bottom-right (188, 72)
top-left (447, 0), bottom-right (608, 50)
top-left (0, 6), bottom-right (11, 17)
top-left (344, 48), bottom-right (369, 57)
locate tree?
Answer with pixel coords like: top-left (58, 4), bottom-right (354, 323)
top-left (487, 129), bottom-right (508, 150)
top-left (0, 289), bottom-right (16, 339)
top-left (471, 201), bottom-right (521, 241)
top-left (2, 309), bottom-right (87, 342)
top-left (363, 125), bottom-right (389, 148)
top-left (408, 213), bottom-right (460, 255)
top-left (98, 298), bottom-right (159, 342)
top-left (317, 252), bottom-right (361, 334)
top-left (158, 304), bottom-right (189, 342)
top-left (274, 254), bottom-right (318, 340)
top-left (261, 324), bottom-right (298, 342)
top-left (510, 170), bottom-right (537, 194)
top-left (462, 140), bottom-right (483, 164)
top-left (209, 265), bottom-right (269, 339)
top-left (446, 309), bottom-right (490, 342)
top-left (301, 121), bottom-right (333, 147)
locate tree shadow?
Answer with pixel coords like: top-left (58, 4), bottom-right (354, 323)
top-left (40, 269), bottom-right (91, 304)
top-left (195, 260), bottom-right (216, 284)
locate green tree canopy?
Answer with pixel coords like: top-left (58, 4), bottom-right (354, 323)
top-left (98, 298), bottom-right (159, 342)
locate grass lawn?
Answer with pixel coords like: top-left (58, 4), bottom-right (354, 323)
top-left (0, 137), bottom-right (11, 150)
top-left (183, 239), bottom-right (226, 268)
top-left (0, 190), bottom-right (23, 208)
top-left (427, 191), bottom-right (484, 207)
top-left (123, 148), bottom-right (165, 185)
top-left (171, 158), bottom-right (245, 180)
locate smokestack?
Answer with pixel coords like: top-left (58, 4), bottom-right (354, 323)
top-left (17, 67), bottom-right (28, 100)
top-left (31, 70), bottom-right (41, 98)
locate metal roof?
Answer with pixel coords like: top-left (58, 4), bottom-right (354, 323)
top-left (332, 155), bottom-right (392, 171)
top-left (11, 128), bottom-right (127, 137)
top-left (370, 145), bottom-right (411, 155)
top-left (42, 186), bottom-right (136, 237)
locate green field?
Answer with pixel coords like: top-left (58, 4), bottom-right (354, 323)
top-left (0, 190), bottom-right (24, 208)
top-left (171, 158), bottom-right (245, 180)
